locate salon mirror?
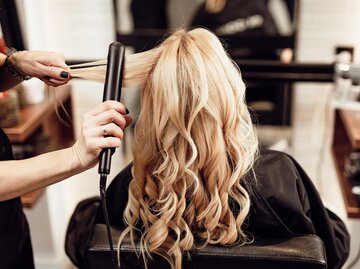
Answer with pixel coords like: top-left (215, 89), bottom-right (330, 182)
top-left (114, 0), bottom-right (299, 126)
top-left (114, 0), bottom-right (298, 61)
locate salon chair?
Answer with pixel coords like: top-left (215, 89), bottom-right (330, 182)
top-left (85, 223), bottom-right (327, 269)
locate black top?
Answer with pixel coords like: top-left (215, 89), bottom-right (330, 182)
top-left (130, 0), bottom-right (168, 29)
top-left (66, 148), bottom-right (350, 269)
top-left (191, 0), bottom-right (278, 36)
top-left (0, 128), bottom-right (34, 268)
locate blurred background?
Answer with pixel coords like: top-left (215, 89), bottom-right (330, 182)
top-left (1, 0), bottom-right (360, 268)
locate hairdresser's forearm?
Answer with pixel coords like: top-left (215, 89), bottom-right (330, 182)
top-left (0, 53), bottom-right (22, 91)
top-left (0, 147), bottom-right (87, 201)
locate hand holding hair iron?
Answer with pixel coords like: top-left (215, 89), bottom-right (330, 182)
top-left (98, 41), bottom-right (125, 269)
top-left (99, 42), bottom-right (126, 175)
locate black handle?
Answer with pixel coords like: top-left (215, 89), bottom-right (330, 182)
top-left (98, 42), bottom-right (126, 175)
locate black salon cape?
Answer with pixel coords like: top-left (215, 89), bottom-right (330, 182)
top-left (66, 148), bottom-right (350, 269)
top-left (0, 128), bottom-right (34, 269)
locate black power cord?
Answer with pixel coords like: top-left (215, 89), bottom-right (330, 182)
top-left (100, 174), bottom-right (118, 268)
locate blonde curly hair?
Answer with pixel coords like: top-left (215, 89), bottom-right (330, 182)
top-left (71, 27), bottom-right (258, 269)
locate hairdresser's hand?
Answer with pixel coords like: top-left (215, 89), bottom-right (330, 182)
top-left (71, 100), bottom-right (132, 169)
top-left (7, 51), bottom-right (71, 86)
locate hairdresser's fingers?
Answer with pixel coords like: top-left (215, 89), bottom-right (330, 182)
top-left (73, 119), bottom-right (124, 169)
top-left (41, 77), bottom-right (68, 87)
top-left (9, 51), bottom-right (70, 80)
top-left (124, 115), bottom-right (133, 128)
top-left (99, 123), bottom-right (124, 139)
top-left (72, 137), bottom-right (111, 169)
top-left (82, 113), bottom-right (125, 138)
top-left (41, 65), bottom-right (70, 81)
top-left (41, 52), bottom-right (69, 70)
top-left (40, 78), bottom-right (58, 87)
top-left (84, 123), bottom-right (130, 140)
top-left (81, 136), bottom-right (121, 153)
top-left (72, 133), bottom-right (121, 166)
top-left (79, 124), bottom-right (99, 140)
top-left (98, 136), bottom-right (122, 149)
top-left (34, 51), bottom-right (70, 81)
top-left (48, 77), bottom-right (71, 86)
top-left (93, 109), bottom-right (127, 129)
top-left (41, 52), bottom-right (71, 82)
top-left (89, 100), bottom-right (127, 116)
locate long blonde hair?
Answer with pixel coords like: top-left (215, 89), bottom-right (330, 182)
top-left (71, 28), bottom-right (258, 269)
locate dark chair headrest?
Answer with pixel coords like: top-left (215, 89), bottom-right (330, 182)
top-left (85, 224), bottom-right (326, 269)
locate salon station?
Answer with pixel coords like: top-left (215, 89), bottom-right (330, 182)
top-left (0, 0), bottom-right (359, 269)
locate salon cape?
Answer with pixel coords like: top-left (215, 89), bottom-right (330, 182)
top-left (66, 148), bottom-right (350, 269)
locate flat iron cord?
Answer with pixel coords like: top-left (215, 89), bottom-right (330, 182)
top-left (100, 174), bottom-right (119, 269)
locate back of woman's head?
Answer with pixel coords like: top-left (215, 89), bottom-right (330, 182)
top-left (125, 28), bottom-right (258, 269)
top-left (71, 27), bottom-right (258, 269)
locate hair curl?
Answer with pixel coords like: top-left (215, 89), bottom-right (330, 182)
top-left (71, 27), bottom-right (258, 269)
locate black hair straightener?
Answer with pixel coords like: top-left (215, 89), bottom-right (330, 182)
top-left (98, 41), bottom-right (125, 269)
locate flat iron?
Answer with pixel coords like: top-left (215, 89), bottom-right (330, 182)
top-left (98, 41), bottom-right (125, 269)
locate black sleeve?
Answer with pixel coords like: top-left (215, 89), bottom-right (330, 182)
top-left (130, 0), bottom-right (168, 29)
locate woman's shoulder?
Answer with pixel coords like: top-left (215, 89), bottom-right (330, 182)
top-left (255, 148), bottom-right (297, 170)
top-left (250, 148), bottom-right (301, 188)
top-left (105, 163), bottom-right (133, 226)
top-left (245, 148), bottom-right (315, 236)
top-left (107, 162), bottom-right (133, 196)
top-left (248, 148), bottom-right (311, 203)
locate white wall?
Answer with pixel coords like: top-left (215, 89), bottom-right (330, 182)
top-left (21, 0), bottom-right (115, 59)
top-left (297, 0), bottom-right (360, 62)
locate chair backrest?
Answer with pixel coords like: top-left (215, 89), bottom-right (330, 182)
top-left (85, 223), bottom-right (327, 269)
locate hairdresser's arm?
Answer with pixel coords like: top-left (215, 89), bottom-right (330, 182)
top-left (0, 101), bottom-right (132, 202)
top-left (0, 51), bottom-right (70, 91)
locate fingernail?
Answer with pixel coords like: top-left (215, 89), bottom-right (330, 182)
top-left (125, 108), bottom-right (129, 114)
top-left (60, 71), bottom-right (69, 78)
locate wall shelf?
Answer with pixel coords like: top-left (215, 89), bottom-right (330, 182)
top-left (332, 109), bottom-right (360, 218)
top-left (3, 84), bottom-right (74, 208)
